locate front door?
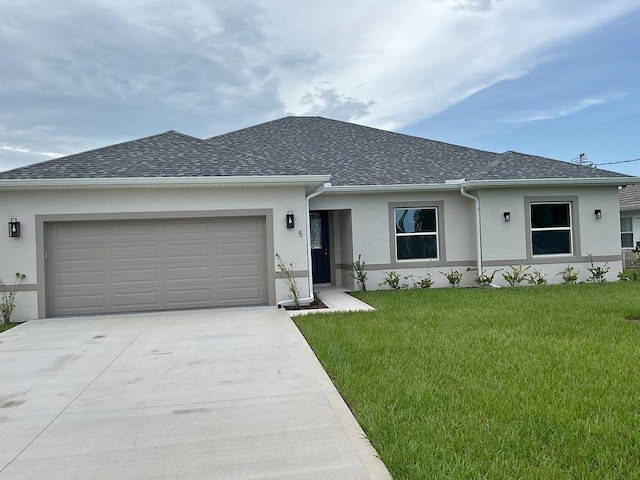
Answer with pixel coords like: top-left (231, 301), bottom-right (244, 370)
top-left (310, 211), bottom-right (330, 283)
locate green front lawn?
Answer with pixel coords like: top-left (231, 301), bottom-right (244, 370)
top-left (0, 322), bottom-right (18, 333)
top-left (295, 283), bottom-right (640, 479)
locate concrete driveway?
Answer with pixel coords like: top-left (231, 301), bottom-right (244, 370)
top-left (0, 307), bottom-right (389, 479)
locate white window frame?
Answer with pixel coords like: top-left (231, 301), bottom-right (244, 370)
top-left (621, 217), bottom-right (634, 249)
top-left (394, 206), bottom-right (439, 261)
top-left (530, 201), bottom-right (573, 256)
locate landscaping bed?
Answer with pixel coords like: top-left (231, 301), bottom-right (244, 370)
top-left (294, 283), bottom-right (640, 479)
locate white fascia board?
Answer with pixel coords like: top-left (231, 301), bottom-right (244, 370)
top-left (0, 175), bottom-right (331, 191)
top-left (322, 183), bottom-right (462, 194)
top-left (465, 177), bottom-right (640, 188)
top-left (314, 177), bottom-right (639, 194)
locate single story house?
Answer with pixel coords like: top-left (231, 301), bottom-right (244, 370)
top-left (1, 116), bottom-right (637, 321)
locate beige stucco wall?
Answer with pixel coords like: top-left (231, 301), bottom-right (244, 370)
top-left (312, 185), bottom-right (623, 290)
top-left (311, 190), bottom-right (477, 288)
top-left (0, 185), bottom-right (309, 321)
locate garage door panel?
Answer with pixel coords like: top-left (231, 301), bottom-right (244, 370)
top-left (111, 268), bottom-right (159, 285)
top-left (219, 286), bottom-right (263, 302)
top-left (217, 241), bottom-right (261, 257)
top-left (57, 293), bottom-right (106, 311)
top-left (165, 288), bottom-right (213, 306)
top-left (215, 218), bottom-right (261, 234)
top-left (55, 246), bottom-right (104, 262)
top-left (112, 245), bottom-right (160, 261)
top-left (56, 271), bottom-right (105, 287)
top-left (112, 291), bottom-right (160, 309)
top-left (111, 223), bottom-right (158, 238)
top-left (218, 264), bottom-right (261, 280)
top-left (165, 243), bottom-right (210, 260)
top-left (54, 224), bottom-right (106, 240)
top-left (163, 221), bottom-right (208, 236)
top-left (46, 217), bottom-right (268, 316)
top-left (165, 266), bottom-right (211, 282)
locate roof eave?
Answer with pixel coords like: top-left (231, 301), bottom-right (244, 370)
top-left (322, 176), bottom-right (638, 193)
top-left (323, 183), bottom-right (463, 194)
top-left (0, 175), bottom-right (331, 191)
top-left (465, 177), bottom-right (638, 188)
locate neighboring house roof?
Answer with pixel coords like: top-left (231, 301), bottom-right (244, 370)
top-left (207, 117), bottom-right (627, 186)
top-left (0, 130), bottom-right (307, 179)
top-left (0, 116), bottom-right (632, 185)
top-left (620, 184), bottom-right (640, 210)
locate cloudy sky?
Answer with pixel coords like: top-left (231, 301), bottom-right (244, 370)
top-left (1, 0), bottom-right (640, 175)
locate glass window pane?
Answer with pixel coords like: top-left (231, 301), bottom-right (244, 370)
top-left (395, 208), bottom-right (436, 233)
top-left (622, 232), bottom-right (634, 248)
top-left (532, 230), bottom-right (571, 255)
top-left (397, 235), bottom-right (438, 260)
top-left (310, 213), bottom-right (322, 249)
top-left (531, 204), bottom-right (570, 228)
top-left (621, 217), bottom-right (633, 232)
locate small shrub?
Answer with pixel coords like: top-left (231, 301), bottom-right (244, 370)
top-left (349, 254), bottom-right (368, 291)
top-left (440, 269), bottom-right (466, 288)
top-left (502, 264), bottom-right (532, 287)
top-left (526, 269), bottom-right (548, 285)
top-left (618, 269), bottom-right (640, 282)
top-left (586, 253), bottom-right (610, 283)
top-left (475, 268), bottom-right (503, 287)
top-left (0, 272), bottom-right (26, 324)
top-left (275, 253), bottom-right (300, 308)
top-left (405, 273), bottom-right (434, 289)
top-left (380, 271), bottom-right (406, 290)
top-left (557, 265), bottom-right (579, 284)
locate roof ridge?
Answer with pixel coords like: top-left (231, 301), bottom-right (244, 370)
top-left (209, 116), bottom-right (500, 157)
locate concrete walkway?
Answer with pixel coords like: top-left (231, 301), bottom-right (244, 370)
top-left (0, 307), bottom-right (389, 479)
top-left (287, 287), bottom-right (375, 317)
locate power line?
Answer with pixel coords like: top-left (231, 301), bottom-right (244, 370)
top-left (593, 157), bottom-right (640, 166)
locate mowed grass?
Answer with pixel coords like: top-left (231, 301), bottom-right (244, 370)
top-left (0, 322), bottom-right (17, 333)
top-left (295, 283), bottom-right (640, 479)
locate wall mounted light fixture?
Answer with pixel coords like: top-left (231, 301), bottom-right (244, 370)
top-left (286, 211), bottom-right (295, 229)
top-left (594, 209), bottom-right (602, 219)
top-left (503, 211), bottom-right (511, 222)
top-left (8, 218), bottom-right (20, 238)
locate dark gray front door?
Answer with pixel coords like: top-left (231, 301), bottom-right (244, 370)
top-left (310, 211), bottom-right (330, 283)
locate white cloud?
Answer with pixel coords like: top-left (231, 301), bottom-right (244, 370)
top-left (0, 0), bottom-right (639, 171)
top-left (266, 0), bottom-right (639, 128)
top-left (504, 92), bottom-right (628, 123)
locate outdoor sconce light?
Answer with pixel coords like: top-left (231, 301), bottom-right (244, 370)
top-left (594, 209), bottom-right (602, 219)
top-left (503, 211), bottom-right (511, 222)
top-left (8, 218), bottom-right (20, 238)
top-left (286, 211), bottom-right (295, 229)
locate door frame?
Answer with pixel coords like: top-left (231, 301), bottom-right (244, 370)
top-left (310, 210), bottom-right (331, 284)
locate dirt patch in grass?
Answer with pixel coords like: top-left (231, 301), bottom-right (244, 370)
top-left (625, 315), bottom-right (640, 322)
top-left (283, 300), bottom-right (328, 311)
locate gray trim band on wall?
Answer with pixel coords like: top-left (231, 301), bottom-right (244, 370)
top-left (275, 270), bottom-right (309, 279)
top-left (0, 283), bottom-right (37, 293)
top-left (338, 255), bottom-right (620, 271)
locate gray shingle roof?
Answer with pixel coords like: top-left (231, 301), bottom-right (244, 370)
top-left (0, 116), bottom-right (631, 185)
top-left (207, 117), bottom-right (628, 186)
top-left (0, 130), bottom-right (307, 179)
top-left (620, 184), bottom-right (640, 209)
top-left (471, 151), bottom-right (625, 181)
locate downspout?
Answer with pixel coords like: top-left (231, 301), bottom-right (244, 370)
top-left (460, 185), bottom-right (483, 276)
top-left (278, 184), bottom-right (326, 307)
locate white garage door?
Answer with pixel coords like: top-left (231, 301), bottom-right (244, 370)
top-left (46, 217), bottom-right (268, 316)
